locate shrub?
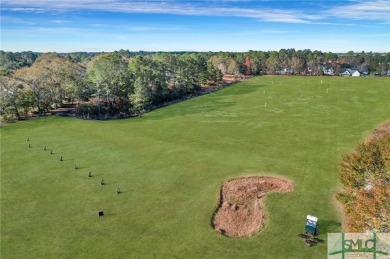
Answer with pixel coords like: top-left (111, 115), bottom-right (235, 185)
top-left (337, 123), bottom-right (390, 232)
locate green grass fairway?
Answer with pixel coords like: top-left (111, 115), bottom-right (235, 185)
top-left (1, 76), bottom-right (389, 258)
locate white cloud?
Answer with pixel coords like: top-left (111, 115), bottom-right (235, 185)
top-left (232, 29), bottom-right (297, 36)
top-left (326, 0), bottom-right (390, 20)
top-left (1, 0), bottom-right (389, 24)
top-left (3, 7), bottom-right (48, 13)
top-left (1, 15), bottom-right (36, 25)
top-left (51, 20), bottom-right (69, 24)
top-left (0, 0), bottom-right (313, 24)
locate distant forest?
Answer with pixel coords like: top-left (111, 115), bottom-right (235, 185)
top-left (1, 49), bottom-right (389, 122)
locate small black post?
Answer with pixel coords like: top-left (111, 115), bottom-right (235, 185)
top-left (98, 211), bottom-right (104, 217)
top-left (28, 143), bottom-right (31, 148)
top-left (100, 179), bottom-right (105, 185)
top-left (44, 146), bottom-right (47, 151)
top-left (88, 172), bottom-right (92, 177)
top-left (116, 187), bottom-right (121, 194)
top-left (60, 156), bottom-right (63, 161)
top-left (51, 149), bottom-right (53, 155)
top-left (74, 163), bottom-right (78, 170)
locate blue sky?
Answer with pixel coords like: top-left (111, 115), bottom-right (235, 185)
top-left (1, 0), bottom-right (389, 52)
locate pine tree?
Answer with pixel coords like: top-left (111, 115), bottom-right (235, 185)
top-left (130, 77), bottom-right (151, 115)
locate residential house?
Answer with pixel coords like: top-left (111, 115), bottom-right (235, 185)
top-left (322, 67), bottom-right (334, 76)
top-left (340, 68), bottom-right (360, 77)
top-left (352, 70), bottom-right (360, 77)
top-left (280, 67), bottom-right (293, 75)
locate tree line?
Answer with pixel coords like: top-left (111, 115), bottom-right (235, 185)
top-left (0, 52), bottom-right (223, 121)
top-left (1, 49), bottom-right (390, 121)
top-left (2, 49), bottom-right (390, 76)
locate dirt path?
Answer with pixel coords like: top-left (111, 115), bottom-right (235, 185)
top-left (213, 176), bottom-right (294, 237)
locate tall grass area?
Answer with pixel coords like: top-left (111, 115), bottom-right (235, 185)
top-left (1, 76), bottom-right (389, 258)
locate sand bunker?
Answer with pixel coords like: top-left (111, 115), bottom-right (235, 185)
top-left (212, 176), bottom-right (294, 238)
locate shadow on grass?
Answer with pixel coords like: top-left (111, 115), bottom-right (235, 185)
top-left (104, 188), bottom-right (130, 195)
top-left (88, 173), bottom-right (103, 177)
top-left (210, 186), bottom-right (224, 236)
top-left (318, 219), bottom-right (341, 234)
top-left (146, 83), bottom-right (266, 120)
top-left (217, 83), bottom-right (266, 97)
top-left (74, 166), bottom-right (87, 170)
top-left (96, 212), bottom-right (116, 217)
top-left (118, 190), bottom-right (133, 194)
top-left (144, 97), bottom-right (236, 121)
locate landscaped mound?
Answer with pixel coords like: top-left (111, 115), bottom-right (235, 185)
top-left (213, 176), bottom-right (294, 238)
top-left (338, 122), bottom-right (390, 232)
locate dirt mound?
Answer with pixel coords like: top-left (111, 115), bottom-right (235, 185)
top-left (212, 176), bottom-right (294, 238)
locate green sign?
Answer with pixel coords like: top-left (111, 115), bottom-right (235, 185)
top-left (328, 233), bottom-right (390, 259)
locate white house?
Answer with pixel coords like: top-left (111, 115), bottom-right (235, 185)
top-left (340, 68), bottom-right (360, 77)
top-left (352, 70), bottom-right (361, 77)
top-left (322, 67), bottom-right (334, 76)
top-left (280, 67), bottom-right (293, 75)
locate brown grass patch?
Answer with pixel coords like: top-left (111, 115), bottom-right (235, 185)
top-left (365, 121), bottom-right (390, 143)
top-left (212, 176), bottom-right (294, 237)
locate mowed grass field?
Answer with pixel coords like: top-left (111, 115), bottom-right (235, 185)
top-left (1, 76), bottom-right (389, 258)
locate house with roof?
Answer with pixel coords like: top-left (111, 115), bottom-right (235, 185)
top-left (340, 68), bottom-right (360, 77)
top-left (322, 67), bottom-right (334, 76)
top-left (381, 70), bottom-right (390, 76)
top-left (280, 67), bottom-right (293, 75)
top-left (352, 70), bottom-right (360, 77)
